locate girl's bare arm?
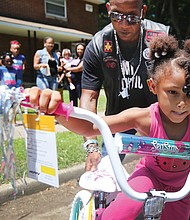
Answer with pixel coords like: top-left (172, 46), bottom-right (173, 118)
top-left (26, 87), bottom-right (151, 137)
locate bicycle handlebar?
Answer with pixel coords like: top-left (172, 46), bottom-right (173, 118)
top-left (21, 100), bottom-right (190, 202)
top-left (116, 133), bottom-right (190, 160)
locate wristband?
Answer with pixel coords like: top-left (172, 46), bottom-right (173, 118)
top-left (86, 144), bottom-right (101, 158)
top-left (83, 139), bottom-right (98, 150)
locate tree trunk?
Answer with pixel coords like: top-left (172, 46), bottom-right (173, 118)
top-left (169, 0), bottom-right (181, 38)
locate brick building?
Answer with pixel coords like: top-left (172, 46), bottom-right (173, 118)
top-left (0, 0), bottom-right (105, 86)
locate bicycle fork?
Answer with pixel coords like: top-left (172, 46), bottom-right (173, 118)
top-left (94, 191), bottom-right (108, 220)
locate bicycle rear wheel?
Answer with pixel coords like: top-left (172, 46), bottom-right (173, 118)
top-left (69, 190), bottom-right (95, 220)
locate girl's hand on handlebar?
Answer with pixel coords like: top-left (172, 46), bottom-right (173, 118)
top-left (24, 87), bottom-right (62, 114)
top-left (85, 152), bottom-right (101, 172)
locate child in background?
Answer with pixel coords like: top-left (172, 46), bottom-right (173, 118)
top-left (60, 48), bottom-right (75, 90)
top-left (10, 40), bottom-right (26, 87)
top-left (61, 48), bottom-right (73, 66)
top-left (0, 52), bottom-right (17, 88)
top-left (26, 35), bottom-right (190, 219)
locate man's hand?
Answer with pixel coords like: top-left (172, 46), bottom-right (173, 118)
top-left (85, 152), bottom-right (101, 172)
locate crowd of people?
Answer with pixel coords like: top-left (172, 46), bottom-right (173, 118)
top-left (32, 36), bottom-right (85, 107)
top-left (0, 37), bottom-right (85, 107)
top-left (0, 0), bottom-right (190, 219)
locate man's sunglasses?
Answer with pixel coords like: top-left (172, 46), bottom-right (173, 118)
top-left (110, 12), bottom-right (141, 24)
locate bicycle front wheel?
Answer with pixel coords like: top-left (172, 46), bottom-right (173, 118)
top-left (69, 190), bottom-right (95, 220)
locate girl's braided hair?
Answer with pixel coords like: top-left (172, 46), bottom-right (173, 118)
top-left (148, 35), bottom-right (190, 97)
top-left (0, 52), bottom-right (14, 65)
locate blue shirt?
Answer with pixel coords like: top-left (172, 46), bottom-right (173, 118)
top-left (12, 54), bottom-right (26, 79)
top-left (0, 66), bottom-right (17, 88)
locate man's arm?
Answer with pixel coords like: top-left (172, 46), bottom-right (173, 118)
top-left (80, 88), bottom-right (101, 171)
top-left (80, 88), bottom-right (99, 113)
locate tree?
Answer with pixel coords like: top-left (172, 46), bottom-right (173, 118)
top-left (98, 0), bottom-right (190, 40)
top-left (98, 1), bottom-right (109, 30)
top-left (145, 0), bottom-right (190, 40)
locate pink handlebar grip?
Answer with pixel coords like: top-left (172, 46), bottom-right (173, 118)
top-left (21, 97), bottom-right (74, 121)
top-left (54, 101), bottom-right (74, 121)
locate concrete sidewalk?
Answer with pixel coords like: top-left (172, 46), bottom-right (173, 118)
top-left (0, 162), bottom-right (86, 205)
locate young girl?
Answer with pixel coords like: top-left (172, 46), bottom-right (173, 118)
top-left (26, 35), bottom-right (190, 219)
top-left (59, 48), bottom-right (75, 91)
top-left (0, 52), bottom-right (17, 88)
top-left (10, 40), bottom-right (26, 87)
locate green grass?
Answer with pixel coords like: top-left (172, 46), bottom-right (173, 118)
top-left (63, 89), bottom-right (106, 112)
top-left (13, 132), bottom-right (86, 176)
top-left (97, 90), bottom-right (107, 112)
top-left (1, 89), bottom-right (106, 182)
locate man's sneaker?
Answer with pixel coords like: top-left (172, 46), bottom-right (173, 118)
top-left (70, 83), bottom-right (75, 90)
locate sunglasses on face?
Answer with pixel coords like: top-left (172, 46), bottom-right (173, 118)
top-left (110, 12), bottom-right (141, 24)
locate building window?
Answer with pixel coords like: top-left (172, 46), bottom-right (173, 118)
top-left (45, 0), bottom-right (66, 18)
top-left (85, 4), bottom-right (93, 13)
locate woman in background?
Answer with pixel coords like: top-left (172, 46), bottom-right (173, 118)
top-left (63, 43), bottom-right (86, 106)
top-left (33, 37), bottom-right (62, 90)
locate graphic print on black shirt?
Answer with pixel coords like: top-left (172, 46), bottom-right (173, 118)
top-left (119, 59), bottom-right (143, 99)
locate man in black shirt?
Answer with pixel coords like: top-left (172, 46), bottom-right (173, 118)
top-left (81, 0), bottom-right (170, 171)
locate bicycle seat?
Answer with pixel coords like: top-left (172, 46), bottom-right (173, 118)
top-left (79, 170), bottom-right (117, 192)
top-left (79, 156), bottom-right (129, 192)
